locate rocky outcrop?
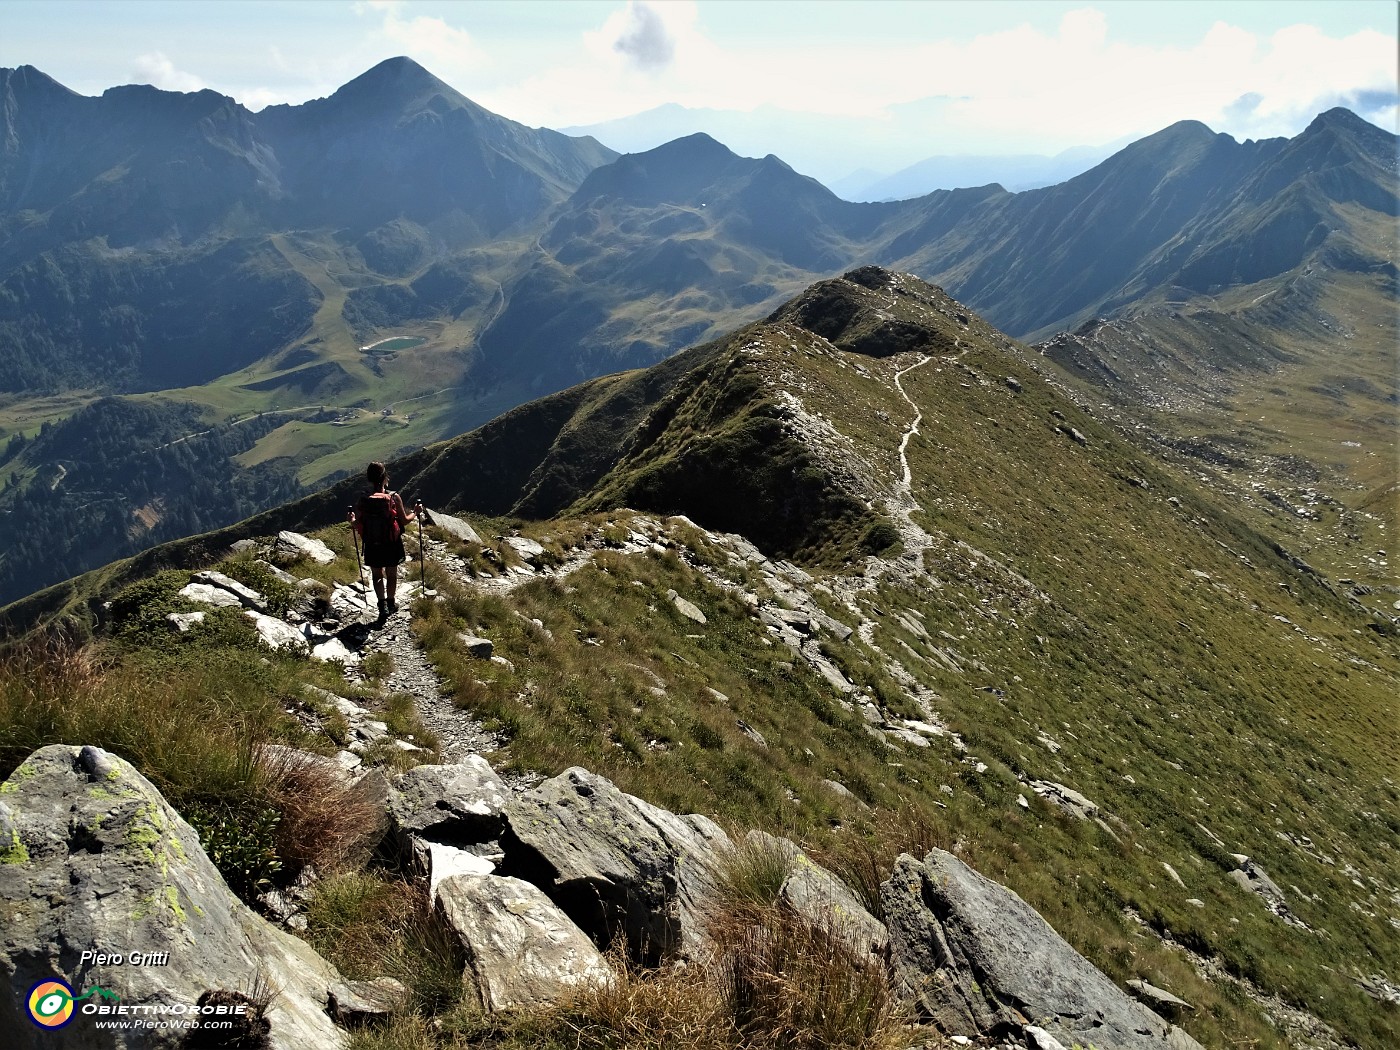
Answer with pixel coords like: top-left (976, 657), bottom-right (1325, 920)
top-left (1227, 854), bottom-right (1304, 927)
top-left (502, 767), bottom-right (733, 964)
top-left (424, 509), bottom-right (482, 545)
top-left (882, 848), bottom-right (1203, 1050)
top-left (274, 530), bottom-right (337, 566)
top-left (189, 570), bottom-right (267, 611)
top-left (2, 738), bottom-right (1218, 1048)
top-left (0, 746), bottom-right (357, 1049)
top-left (389, 757), bottom-right (512, 845)
top-left (436, 874), bottom-right (611, 1012)
top-left (386, 757), bottom-right (513, 890)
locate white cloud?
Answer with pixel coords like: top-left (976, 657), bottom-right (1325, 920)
top-left (479, 4), bottom-right (1396, 161)
top-left (131, 52), bottom-right (207, 93)
top-left (354, 0), bottom-right (487, 80)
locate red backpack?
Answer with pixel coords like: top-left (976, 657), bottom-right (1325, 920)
top-left (360, 492), bottom-right (401, 545)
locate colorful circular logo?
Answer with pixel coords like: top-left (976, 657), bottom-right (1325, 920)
top-left (27, 979), bottom-right (76, 1028)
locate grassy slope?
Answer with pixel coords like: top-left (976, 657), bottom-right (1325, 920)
top-left (399, 272), bottom-right (1398, 1047)
top-left (1041, 257), bottom-right (1398, 621)
top-left (2, 270), bottom-right (1395, 1046)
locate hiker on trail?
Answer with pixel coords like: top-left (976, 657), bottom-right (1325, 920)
top-left (349, 460), bottom-right (415, 620)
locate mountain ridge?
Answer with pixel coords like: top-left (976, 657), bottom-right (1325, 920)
top-left (0, 58), bottom-right (1393, 609)
top-left (2, 267), bottom-right (1395, 1049)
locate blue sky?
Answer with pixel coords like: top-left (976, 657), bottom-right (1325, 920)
top-left (3, 1), bottom-right (1395, 182)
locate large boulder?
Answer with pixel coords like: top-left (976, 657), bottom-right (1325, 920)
top-left (424, 509), bottom-right (481, 545)
top-left (387, 757), bottom-right (512, 855)
top-left (244, 611), bottom-right (310, 654)
top-left (178, 583), bottom-right (242, 609)
top-left (0, 745), bottom-right (353, 1049)
top-left (435, 874), bottom-right (611, 1013)
top-left (502, 767), bottom-right (732, 964)
top-left (274, 531), bottom-right (336, 566)
top-left (881, 849), bottom-right (1204, 1050)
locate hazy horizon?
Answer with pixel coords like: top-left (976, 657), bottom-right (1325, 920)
top-left (4, 1), bottom-right (1395, 189)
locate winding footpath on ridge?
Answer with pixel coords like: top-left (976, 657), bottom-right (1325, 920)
top-left (347, 336), bottom-right (979, 762)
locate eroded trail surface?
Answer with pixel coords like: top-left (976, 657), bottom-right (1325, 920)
top-left (349, 591), bottom-right (505, 763)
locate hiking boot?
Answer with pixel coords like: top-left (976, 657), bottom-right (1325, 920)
top-left (387, 597), bottom-right (398, 615)
top-left (377, 598), bottom-right (389, 620)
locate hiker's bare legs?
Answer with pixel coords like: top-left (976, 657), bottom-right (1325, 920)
top-left (386, 566), bottom-right (399, 608)
top-left (372, 567), bottom-right (386, 603)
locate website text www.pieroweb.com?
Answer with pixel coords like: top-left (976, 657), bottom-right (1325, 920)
top-left (25, 948), bottom-right (247, 1034)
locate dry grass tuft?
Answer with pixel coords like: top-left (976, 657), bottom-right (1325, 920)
top-left (257, 748), bottom-right (387, 877)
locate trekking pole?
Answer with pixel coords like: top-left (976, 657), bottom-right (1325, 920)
top-left (347, 506), bottom-right (364, 592)
top-left (415, 500), bottom-right (426, 587)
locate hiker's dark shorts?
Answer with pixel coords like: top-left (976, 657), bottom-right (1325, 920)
top-left (364, 538), bottom-right (406, 568)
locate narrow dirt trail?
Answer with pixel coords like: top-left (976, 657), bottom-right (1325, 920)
top-left (894, 354), bottom-right (935, 493)
top-left (349, 532), bottom-right (652, 763)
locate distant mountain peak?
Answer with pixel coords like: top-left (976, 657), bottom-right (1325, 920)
top-left (1135, 119), bottom-right (1221, 150)
top-left (1309, 106), bottom-right (1366, 128)
top-left (1304, 106), bottom-right (1391, 139)
top-left (648, 132), bottom-right (737, 161)
top-left (1, 65), bottom-right (82, 102)
top-left (322, 55), bottom-right (466, 114)
top-left (355, 55), bottom-right (438, 84)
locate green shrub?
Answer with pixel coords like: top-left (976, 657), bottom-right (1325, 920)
top-left (108, 570), bottom-right (193, 646)
top-left (184, 798), bottom-right (283, 899)
top-left (859, 519), bottom-right (902, 555)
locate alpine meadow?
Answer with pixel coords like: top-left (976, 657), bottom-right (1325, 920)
top-left (0, 31), bottom-right (1396, 1050)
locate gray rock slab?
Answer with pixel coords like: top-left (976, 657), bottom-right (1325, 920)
top-left (311, 637), bottom-right (360, 665)
top-left (326, 976), bottom-right (409, 1027)
top-left (388, 756), bottom-right (512, 854)
top-left (1127, 979), bottom-right (1193, 1013)
top-left (1227, 858), bottom-right (1301, 925)
top-left (257, 561), bottom-right (298, 585)
top-left (0, 745), bottom-right (351, 1049)
top-left (881, 849), bottom-right (1204, 1050)
top-left (179, 582), bottom-right (242, 609)
top-left (503, 767), bottom-right (732, 963)
top-left (166, 611), bottom-right (207, 633)
top-left (1030, 780), bottom-right (1101, 820)
top-left (275, 530), bottom-right (336, 565)
top-left (820, 779), bottom-right (869, 808)
top-left (244, 611), bottom-right (310, 654)
top-left (736, 720), bottom-right (767, 748)
top-left (813, 611), bottom-right (855, 641)
top-left (457, 634), bottom-right (494, 659)
top-left (803, 641), bottom-right (855, 692)
top-left (745, 831), bottom-right (887, 959)
top-left (504, 536), bottom-right (546, 561)
top-left (421, 841), bottom-right (496, 903)
top-left (190, 570), bottom-right (266, 611)
top-left (436, 874), bottom-right (611, 1013)
top-left (425, 509), bottom-right (482, 545)
top-left (885, 727), bottom-right (933, 749)
top-left (667, 590), bottom-right (707, 624)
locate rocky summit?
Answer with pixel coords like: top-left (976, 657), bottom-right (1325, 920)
top-left (0, 268), bottom-right (1395, 1049)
